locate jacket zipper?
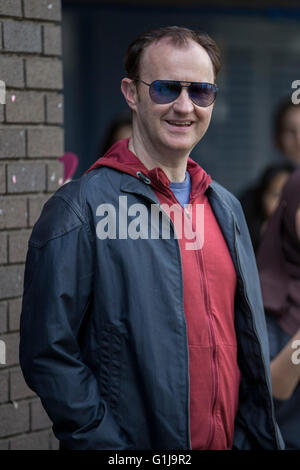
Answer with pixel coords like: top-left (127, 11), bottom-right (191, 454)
top-left (188, 205), bottom-right (218, 449)
top-left (159, 195), bottom-right (192, 450)
top-left (127, 189), bottom-right (192, 450)
top-left (233, 218), bottom-right (282, 449)
top-left (172, 192), bottom-right (218, 449)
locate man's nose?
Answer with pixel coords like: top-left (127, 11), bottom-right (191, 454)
top-left (172, 87), bottom-right (194, 113)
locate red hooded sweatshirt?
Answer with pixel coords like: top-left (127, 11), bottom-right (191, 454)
top-left (86, 139), bottom-right (241, 450)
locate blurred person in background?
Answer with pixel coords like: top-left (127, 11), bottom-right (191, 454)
top-left (257, 168), bottom-right (300, 449)
top-left (99, 113), bottom-right (132, 156)
top-left (240, 163), bottom-right (293, 253)
top-left (275, 99), bottom-right (300, 166)
top-left (240, 99), bottom-right (300, 252)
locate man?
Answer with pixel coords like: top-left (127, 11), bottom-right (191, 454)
top-left (20, 26), bottom-right (284, 450)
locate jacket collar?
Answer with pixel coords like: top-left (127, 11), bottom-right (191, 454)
top-left (86, 138), bottom-right (212, 200)
top-left (206, 183), bottom-right (240, 275)
top-left (120, 172), bottom-right (161, 205)
top-left (87, 138), bottom-right (240, 267)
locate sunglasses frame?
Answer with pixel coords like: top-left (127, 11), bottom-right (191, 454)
top-left (134, 78), bottom-right (218, 107)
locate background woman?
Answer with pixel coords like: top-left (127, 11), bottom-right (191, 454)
top-left (257, 169), bottom-right (300, 449)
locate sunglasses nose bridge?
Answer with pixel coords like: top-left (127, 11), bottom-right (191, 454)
top-left (173, 85), bottom-right (195, 110)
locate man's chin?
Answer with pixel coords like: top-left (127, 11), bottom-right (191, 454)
top-left (162, 136), bottom-right (196, 154)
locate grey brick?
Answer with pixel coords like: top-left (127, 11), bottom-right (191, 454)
top-left (46, 93), bottom-right (63, 124)
top-left (0, 370), bottom-right (9, 403)
top-left (10, 430), bottom-right (50, 450)
top-left (0, 301), bottom-right (8, 333)
top-left (47, 160), bottom-right (63, 192)
top-left (6, 91), bottom-right (45, 124)
top-left (31, 399), bottom-right (52, 431)
top-left (0, 56), bottom-right (24, 88)
top-left (24, 0), bottom-right (61, 21)
top-left (27, 127), bottom-right (64, 157)
top-left (0, 164), bottom-right (5, 194)
top-left (0, 401), bottom-right (30, 438)
top-left (26, 57), bottom-right (63, 90)
top-left (0, 438), bottom-right (9, 450)
top-left (0, 331), bottom-right (20, 366)
top-left (0, 231), bottom-right (7, 264)
top-left (7, 162), bottom-right (46, 193)
top-left (43, 24), bottom-right (62, 56)
top-left (10, 367), bottom-right (35, 401)
top-left (8, 297), bottom-right (22, 331)
top-left (28, 194), bottom-right (50, 226)
top-left (3, 20), bottom-right (42, 53)
top-left (0, 0), bottom-right (22, 17)
top-left (8, 229), bottom-right (31, 263)
top-left (0, 196), bottom-right (27, 229)
top-left (0, 128), bottom-right (26, 159)
top-left (0, 265), bottom-right (24, 300)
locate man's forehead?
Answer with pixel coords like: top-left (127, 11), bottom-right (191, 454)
top-left (139, 37), bottom-right (214, 81)
top-left (141, 37), bottom-right (193, 64)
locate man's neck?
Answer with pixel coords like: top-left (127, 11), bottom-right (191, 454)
top-left (128, 137), bottom-right (188, 183)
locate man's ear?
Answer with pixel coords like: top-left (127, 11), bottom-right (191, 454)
top-left (121, 78), bottom-right (138, 111)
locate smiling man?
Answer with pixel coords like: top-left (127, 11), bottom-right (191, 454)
top-left (121, 36), bottom-right (215, 177)
top-left (20, 26), bottom-right (284, 450)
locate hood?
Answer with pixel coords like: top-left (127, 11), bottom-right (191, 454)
top-left (86, 138), bottom-right (212, 199)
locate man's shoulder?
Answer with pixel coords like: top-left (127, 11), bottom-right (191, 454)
top-left (209, 180), bottom-right (243, 213)
top-left (45, 166), bottom-right (121, 215)
top-left (29, 167), bottom-right (117, 246)
top-left (55, 166), bottom-right (120, 202)
top-left (207, 179), bottom-right (250, 237)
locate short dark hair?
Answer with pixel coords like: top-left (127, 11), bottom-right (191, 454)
top-left (124, 26), bottom-right (221, 81)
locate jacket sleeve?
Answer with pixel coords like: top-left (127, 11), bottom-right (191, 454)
top-left (19, 195), bottom-right (133, 450)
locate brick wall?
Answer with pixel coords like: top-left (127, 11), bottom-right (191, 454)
top-left (0, 0), bottom-right (64, 450)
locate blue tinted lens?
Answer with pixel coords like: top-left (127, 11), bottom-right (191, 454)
top-left (148, 81), bottom-right (217, 107)
top-left (149, 81), bottom-right (181, 104)
top-left (189, 83), bottom-right (217, 107)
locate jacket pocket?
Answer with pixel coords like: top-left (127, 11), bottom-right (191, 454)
top-left (98, 324), bottom-right (123, 417)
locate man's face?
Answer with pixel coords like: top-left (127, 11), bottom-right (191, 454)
top-left (262, 171), bottom-right (290, 219)
top-left (123, 38), bottom-right (215, 159)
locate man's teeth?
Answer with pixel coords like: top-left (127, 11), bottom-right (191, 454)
top-left (168, 121), bottom-right (192, 126)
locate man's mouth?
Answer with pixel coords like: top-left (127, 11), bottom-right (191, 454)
top-left (166, 120), bottom-right (193, 127)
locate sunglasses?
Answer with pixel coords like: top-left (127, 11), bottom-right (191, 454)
top-left (135, 79), bottom-right (218, 107)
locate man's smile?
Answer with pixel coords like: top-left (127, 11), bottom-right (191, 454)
top-left (165, 119), bottom-right (194, 128)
